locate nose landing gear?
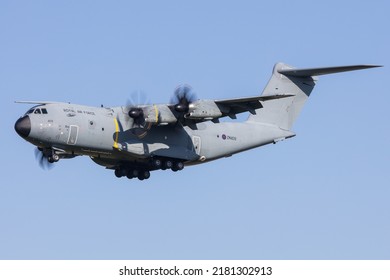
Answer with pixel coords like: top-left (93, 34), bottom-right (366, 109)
top-left (35, 147), bottom-right (60, 168)
top-left (47, 153), bottom-right (60, 163)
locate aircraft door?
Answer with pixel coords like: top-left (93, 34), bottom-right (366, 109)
top-left (67, 125), bottom-right (79, 145)
top-left (192, 135), bottom-right (201, 155)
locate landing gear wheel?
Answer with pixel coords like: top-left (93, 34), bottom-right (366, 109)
top-left (132, 169), bottom-right (139, 178)
top-left (127, 169), bottom-right (138, 179)
top-left (52, 154), bottom-right (60, 162)
top-left (152, 158), bottom-right (162, 168)
top-left (164, 160), bottom-right (173, 169)
top-left (138, 170), bottom-right (150, 180)
top-left (143, 170), bottom-right (150, 179)
top-left (171, 161), bottom-right (184, 172)
top-left (47, 156), bottom-right (54, 163)
top-left (114, 169), bottom-right (122, 178)
top-left (174, 161), bottom-right (184, 171)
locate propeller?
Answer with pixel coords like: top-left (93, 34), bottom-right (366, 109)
top-left (34, 147), bottom-right (54, 170)
top-left (125, 90), bottom-right (152, 138)
top-left (128, 107), bottom-right (144, 122)
top-left (171, 85), bottom-right (197, 114)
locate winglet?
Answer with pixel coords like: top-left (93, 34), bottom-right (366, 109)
top-left (278, 65), bottom-right (382, 77)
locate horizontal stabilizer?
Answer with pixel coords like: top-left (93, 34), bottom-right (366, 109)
top-left (278, 65), bottom-right (382, 77)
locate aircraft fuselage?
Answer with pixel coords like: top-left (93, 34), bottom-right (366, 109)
top-left (15, 102), bottom-right (294, 179)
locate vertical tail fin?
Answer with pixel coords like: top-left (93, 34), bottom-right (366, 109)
top-left (247, 63), bottom-right (381, 130)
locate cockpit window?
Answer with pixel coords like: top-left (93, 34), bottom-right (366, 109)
top-left (25, 107), bottom-right (48, 115)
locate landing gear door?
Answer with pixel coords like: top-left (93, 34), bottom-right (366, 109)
top-left (67, 125), bottom-right (79, 145)
top-left (192, 136), bottom-right (201, 155)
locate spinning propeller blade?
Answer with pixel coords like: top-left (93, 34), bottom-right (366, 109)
top-left (34, 147), bottom-right (54, 170)
top-left (171, 85), bottom-right (197, 114)
top-left (125, 90), bottom-right (152, 138)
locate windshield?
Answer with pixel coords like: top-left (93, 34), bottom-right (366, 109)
top-left (25, 107), bottom-right (48, 115)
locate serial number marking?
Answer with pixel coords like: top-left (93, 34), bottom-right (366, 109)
top-left (212, 266), bottom-right (272, 276)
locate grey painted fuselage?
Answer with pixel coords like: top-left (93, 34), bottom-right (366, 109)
top-left (22, 102), bottom-right (294, 165)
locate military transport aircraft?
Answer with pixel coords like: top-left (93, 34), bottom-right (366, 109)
top-left (14, 63), bottom-right (380, 180)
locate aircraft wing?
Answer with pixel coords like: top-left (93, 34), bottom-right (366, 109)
top-left (174, 94), bottom-right (295, 127)
top-left (215, 94), bottom-right (294, 116)
top-left (15, 101), bottom-right (68, 104)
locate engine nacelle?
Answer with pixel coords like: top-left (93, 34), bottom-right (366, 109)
top-left (143, 104), bottom-right (178, 124)
top-left (187, 100), bottom-right (222, 119)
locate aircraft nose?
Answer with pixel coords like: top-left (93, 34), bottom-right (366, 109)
top-left (14, 115), bottom-right (31, 138)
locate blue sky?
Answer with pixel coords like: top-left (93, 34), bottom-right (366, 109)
top-left (1, 0), bottom-right (389, 259)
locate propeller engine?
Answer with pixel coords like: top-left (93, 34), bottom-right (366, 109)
top-left (128, 107), bottom-right (145, 125)
top-left (171, 85), bottom-right (197, 115)
top-left (34, 147), bottom-right (58, 169)
top-left (125, 90), bottom-right (152, 138)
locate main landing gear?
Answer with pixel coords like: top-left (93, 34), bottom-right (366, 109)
top-left (114, 158), bottom-right (184, 181)
top-left (151, 158), bottom-right (184, 172)
top-left (114, 168), bottom-right (150, 181)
